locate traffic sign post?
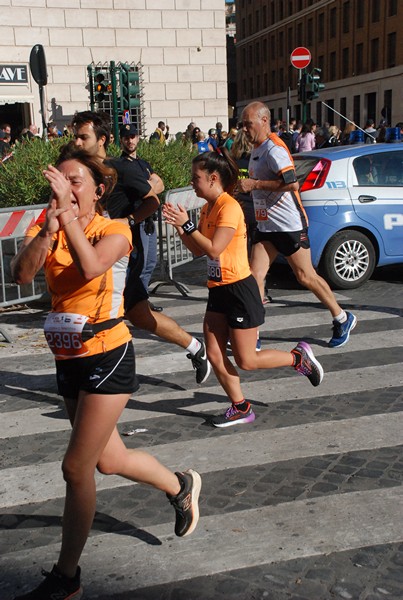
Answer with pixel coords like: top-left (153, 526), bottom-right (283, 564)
top-left (290, 47), bottom-right (311, 70)
top-left (291, 47), bottom-right (312, 123)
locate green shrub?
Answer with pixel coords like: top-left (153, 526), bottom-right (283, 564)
top-left (0, 137), bottom-right (68, 207)
top-left (0, 137), bottom-right (196, 208)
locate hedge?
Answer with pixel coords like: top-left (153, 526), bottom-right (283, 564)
top-left (0, 137), bottom-right (196, 208)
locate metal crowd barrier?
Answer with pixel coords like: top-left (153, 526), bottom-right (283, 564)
top-left (151, 186), bottom-right (206, 297)
top-left (0, 186), bottom-right (204, 315)
top-left (0, 204), bottom-right (48, 310)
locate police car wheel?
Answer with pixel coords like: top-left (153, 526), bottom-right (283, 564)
top-left (320, 230), bottom-right (376, 290)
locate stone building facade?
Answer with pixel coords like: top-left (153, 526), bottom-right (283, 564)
top-left (0, 0), bottom-right (228, 138)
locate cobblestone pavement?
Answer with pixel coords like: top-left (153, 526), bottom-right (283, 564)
top-left (1, 261), bottom-right (403, 600)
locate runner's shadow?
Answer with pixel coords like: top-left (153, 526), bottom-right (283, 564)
top-left (0, 512), bottom-right (161, 545)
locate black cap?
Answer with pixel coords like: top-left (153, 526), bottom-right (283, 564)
top-left (120, 123), bottom-right (138, 137)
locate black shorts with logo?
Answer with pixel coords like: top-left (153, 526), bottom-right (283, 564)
top-left (56, 341), bottom-right (138, 399)
top-left (206, 274), bottom-right (265, 329)
top-left (253, 228), bottom-right (310, 256)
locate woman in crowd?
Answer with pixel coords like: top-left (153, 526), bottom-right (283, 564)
top-left (295, 122), bottom-right (317, 152)
top-left (162, 150), bottom-right (323, 428)
top-left (11, 142), bottom-right (200, 600)
top-left (230, 129), bottom-right (256, 257)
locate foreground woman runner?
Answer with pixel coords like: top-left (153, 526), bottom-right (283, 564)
top-left (11, 142), bottom-right (200, 600)
top-left (163, 150), bottom-right (324, 428)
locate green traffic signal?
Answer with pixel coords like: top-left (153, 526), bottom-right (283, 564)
top-left (119, 63), bottom-right (140, 110)
top-left (306, 68), bottom-right (325, 101)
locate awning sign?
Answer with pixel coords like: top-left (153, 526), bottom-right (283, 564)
top-left (0, 65), bottom-right (28, 84)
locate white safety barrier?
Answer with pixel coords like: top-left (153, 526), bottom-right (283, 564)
top-left (151, 186), bottom-right (206, 296)
top-left (0, 204), bottom-right (48, 309)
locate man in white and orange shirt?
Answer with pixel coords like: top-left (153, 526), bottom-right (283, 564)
top-left (239, 101), bottom-right (356, 348)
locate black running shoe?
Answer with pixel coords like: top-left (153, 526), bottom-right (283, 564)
top-left (167, 469), bottom-right (201, 537)
top-left (14, 565), bottom-right (82, 600)
top-left (187, 339), bottom-right (211, 384)
top-left (292, 341), bottom-right (324, 387)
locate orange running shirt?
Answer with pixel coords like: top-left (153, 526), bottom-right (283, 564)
top-left (198, 192), bottom-right (250, 288)
top-left (27, 214), bottom-right (133, 358)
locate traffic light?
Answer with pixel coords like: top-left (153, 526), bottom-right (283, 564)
top-left (119, 63), bottom-right (140, 110)
top-left (297, 72), bottom-right (307, 104)
top-left (94, 70), bottom-right (111, 103)
top-left (306, 68), bottom-right (325, 101)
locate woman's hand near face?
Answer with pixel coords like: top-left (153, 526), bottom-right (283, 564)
top-left (43, 198), bottom-right (66, 235)
top-left (162, 202), bottom-right (189, 227)
top-left (43, 164), bottom-right (73, 213)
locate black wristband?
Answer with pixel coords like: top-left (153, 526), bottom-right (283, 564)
top-left (182, 219), bottom-right (196, 235)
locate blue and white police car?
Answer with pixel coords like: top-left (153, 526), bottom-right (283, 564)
top-left (294, 141), bottom-right (403, 289)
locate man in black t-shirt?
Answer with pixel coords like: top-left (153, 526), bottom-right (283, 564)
top-left (71, 112), bottom-right (211, 385)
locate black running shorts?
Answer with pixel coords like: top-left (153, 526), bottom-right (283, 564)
top-left (253, 228), bottom-right (310, 256)
top-left (56, 342), bottom-right (138, 399)
top-left (206, 274), bottom-right (265, 329)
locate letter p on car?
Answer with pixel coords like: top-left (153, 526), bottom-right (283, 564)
top-left (384, 214), bottom-right (403, 230)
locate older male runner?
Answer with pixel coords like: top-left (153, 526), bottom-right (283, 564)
top-left (238, 101), bottom-right (356, 348)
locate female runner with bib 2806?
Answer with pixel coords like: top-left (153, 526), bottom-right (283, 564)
top-left (162, 149), bottom-right (324, 428)
top-left (11, 142), bottom-right (201, 600)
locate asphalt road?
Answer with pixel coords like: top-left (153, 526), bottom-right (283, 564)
top-left (1, 260), bottom-right (402, 600)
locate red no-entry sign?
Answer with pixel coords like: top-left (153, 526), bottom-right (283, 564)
top-left (290, 47), bottom-right (311, 69)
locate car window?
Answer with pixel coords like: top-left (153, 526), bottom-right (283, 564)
top-left (293, 157), bottom-right (320, 185)
top-left (353, 151), bottom-right (403, 186)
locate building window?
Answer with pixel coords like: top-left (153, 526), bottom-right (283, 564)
top-left (288, 27), bottom-right (293, 53)
top-left (248, 45), bottom-right (253, 68)
top-left (264, 72), bottom-right (268, 95)
top-left (249, 76), bottom-right (254, 98)
top-left (307, 19), bottom-right (313, 45)
top-left (330, 8), bottom-right (337, 38)
top-left (271, 70), bottom-right (276, 94)
top-left (356, 2), bottom-right (364, 27)
top-left (318, 55), bottom-right (324, 77)
top-left (343, 1), bottom-right (350, 34)
top-left (288, 1), bottom-right (293, 17)
top-left (255, 10), bottom-right (260, 31)
top-left (330, 51), bottom-right (337, 80)
top-left (279, 68), bottom-right (284, 90)
top-left (241, 18), bottom-right (246, 38)
top-left (279, 31), bottom-right (284, 57)
top-left (318, 13), bottom-right (324, 43)
top-left (255, 42), bottom-right (260, 66)
top-left (242, 48), bottom-right (247, 69)
top-left (297, 22), bottom-right (303, 44)
top-left (387, 32), bottom-right (396, 67)
top-left (388, 0), bottom-right (397, 16)
top-left (248, 14), bottom-right (252, 34)
top-left (356, 43), bottom-right (363, 75)
top-left (279, 2), bottom-right (284, 20)
top-left (342, 47), bottom-right (349, 77)
top-left (371, 0), bottom-right (380, 22)
top-left (340, 97), bottom-right (347, 129)
top-left (263, 38), bottom-right (268, 63)
top-left (270, 0), bottom-right (275, 24)
top-left (353, 95), bottom-right (360, 126)
top-left (263, 5), bottom-right (267, 27)
top-left (371, 38), bottom-right (379, 71)
top-left (271, 35), bottom-right (275, 56)
top-left (256, 74), bottom-right (261, 97)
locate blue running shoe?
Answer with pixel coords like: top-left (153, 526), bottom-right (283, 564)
top-left (328, 312), bottom-right (357, 348)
